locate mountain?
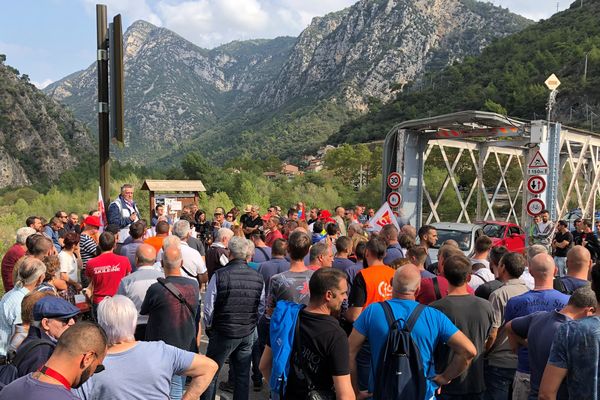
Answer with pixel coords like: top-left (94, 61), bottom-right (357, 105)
top-left (0, 57), bottom-right (91, 189)
top-left (329, 0), bottom-right (600, 145)
top-left (45, 0), bottom-right (531, 164)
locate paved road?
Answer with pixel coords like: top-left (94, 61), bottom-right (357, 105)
top-left (198, 337), bottom-right (269, 400)
top-left (198, 285), bottom-right (268, 400)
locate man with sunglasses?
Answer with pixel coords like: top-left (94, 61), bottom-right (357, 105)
top-left (15, 296), bottom-right (80, 377)
top-left (0, 321), bottom-right (107, 400)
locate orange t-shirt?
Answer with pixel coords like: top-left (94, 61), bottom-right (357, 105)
top-left (144, 236), bottom-right (165, 253)
top-left (358, 264), bottom-right (395, 309)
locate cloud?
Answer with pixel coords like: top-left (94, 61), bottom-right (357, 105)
top-left (32, 78), bottom-right (54, 89)
top-left (153, 0), bottom-right (356, 48)
top-left (79, 0), bottom-right (569, 51)
top-left (82, 0), bottom-right (162, 26)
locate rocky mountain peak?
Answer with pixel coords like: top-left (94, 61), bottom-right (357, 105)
top-left (45, 0), bottom-right (531, 164)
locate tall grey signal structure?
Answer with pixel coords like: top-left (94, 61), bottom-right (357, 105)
top-left (97, 4), bottom-right (125, 207)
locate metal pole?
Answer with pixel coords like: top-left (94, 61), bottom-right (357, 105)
top-left (584, 51), bottom-right (590, 82)
top-left (97, 4), bottom-right (110, 208)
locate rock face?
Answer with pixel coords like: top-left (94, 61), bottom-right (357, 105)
top-left (0, 60), bottom-right (91, 189)
top-left (45, 0), bottom-right (531, 163)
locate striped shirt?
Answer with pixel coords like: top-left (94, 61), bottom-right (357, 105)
top-left (0, 286), bottom-right (29, 356)
top-left (80, 234), bottom-right (98, 268)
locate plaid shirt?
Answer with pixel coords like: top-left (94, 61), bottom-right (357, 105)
top-left (0, 286), bottom-right (29, 356)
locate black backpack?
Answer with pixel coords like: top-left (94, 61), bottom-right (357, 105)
top-left (373, 301), bottom-right (427, 400)
top-left (0, 338), bottom-right (54, 390)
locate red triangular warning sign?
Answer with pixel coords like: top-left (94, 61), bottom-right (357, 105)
top-left (528, 151), bottom-right (548, 168)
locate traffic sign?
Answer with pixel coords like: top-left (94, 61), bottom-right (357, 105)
top-left (545, 74), bottom-right (561, 91)
top-left (387, 172), bottom-right (402, 189)
top-left (527, 150), bottom-right (549, 175)
top-left (387, 192), bottom-right (402, 207)
top-left (527, 198), bottom-right (545, 217)
top-left (527, 175), bottom-right (546, 195)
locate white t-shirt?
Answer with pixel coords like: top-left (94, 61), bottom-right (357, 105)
top-left (59, 251), bottom-right (79, 283)
top-left (156, 242), bottom-right (207, 282)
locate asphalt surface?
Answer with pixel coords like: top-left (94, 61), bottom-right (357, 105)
top-left (198, 337), bottom-right (269, 400)
top-left (198, 285), bottom-right (269, 400)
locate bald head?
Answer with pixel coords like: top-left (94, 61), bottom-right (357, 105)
top-left (162, 246), bottom-right (182, 271)
top-left (529, 253), bottom-right (556, 285)
top-left (567, 245), bottom-right (592, 276)
top-left (135, 244), bottom-right (157, 267)
top-left (392, 264), bottom-right (421, 297)
top-left (54, 321), bottom-right (107, 358)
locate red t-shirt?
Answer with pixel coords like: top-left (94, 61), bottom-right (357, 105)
top-left (86, 252), bottom-right (131, 304)
top-left (1, 244), bottom-right (25, 292)
top-left (265, 229), bottom-right (283, 248)
top-left (416, 276), bottom-right (474, 305)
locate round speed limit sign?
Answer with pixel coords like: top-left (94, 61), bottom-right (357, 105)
top-left (387, 172), bottom-right (402, 189)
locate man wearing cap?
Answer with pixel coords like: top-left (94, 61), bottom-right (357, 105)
top-left (240, 205), bottom-right (252, 228)
top-left (107, 184), bottom-right (141, 244)
top-left (212, 208), bottom-right (232, 239)
top-left (242, 206), bottom-right (262, 238)
top-left (15, 296), bottom-right (80, 377)
top-left (79, 216), bottom-right (101, 270)
top-left (0, 322), bottom-right (107, 400)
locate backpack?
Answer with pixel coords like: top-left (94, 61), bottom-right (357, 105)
top-left (0, 338), bottom-right (54, 390)
top-left (373, 301), bottom-right (427, 400)
top-left (268, 301), bottom-right (305, 400)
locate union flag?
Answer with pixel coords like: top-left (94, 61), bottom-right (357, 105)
top-left (365, 202), bottom-right (400, 233)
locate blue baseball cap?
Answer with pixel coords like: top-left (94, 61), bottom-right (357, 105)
top-left (33, 296), bottom-right (81, 321)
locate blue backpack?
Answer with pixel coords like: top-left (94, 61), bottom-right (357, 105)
top-left (373, 301), bottom-right (427, 400)
top-left (268, 301), bottom-right (305, 400)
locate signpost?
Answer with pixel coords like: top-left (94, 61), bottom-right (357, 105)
top-left (544, 74), bottom-right (561, 91)
top-left (387, 192), bottom-right (402, 207)
top-left (527, 175), bottom-right (546, 195)
top-left (527, 150), bottom-right (549, 175)
top-left (527, 198), bottom-right (545, 216)
top-left (387, 172), bottom-right (402, 190)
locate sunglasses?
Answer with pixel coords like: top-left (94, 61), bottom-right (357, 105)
top-left (54, 316), bottom-right (78, 324)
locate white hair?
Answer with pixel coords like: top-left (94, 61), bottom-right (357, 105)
top-left (172, 220), bottom-right (190, 239)
top-left (16, 227), bottom-right (36, 245)
top-left (216, 228), bottom-right (234, 242)
top-left (16, 257), bottom-right (46, 287)
top-left (246, 239), bottom-right (255, 260)
top-left (162, 235), bottom-right (181, 251)
top-left (228, 236), bottom-right (249, 260)
top-left (348, 222), bottom-right (363, 235)
top-left (97, 295), bottom-right (137, 344)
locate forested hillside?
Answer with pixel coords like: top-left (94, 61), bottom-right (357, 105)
top-left (331, 0), bottom-right (600, 144)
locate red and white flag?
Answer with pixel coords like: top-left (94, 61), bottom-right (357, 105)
top-left (98, 186), bottom-right (107, 232)
top-left (365, 202), bottom-right (399, 233)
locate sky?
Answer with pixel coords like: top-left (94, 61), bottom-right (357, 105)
top-left (0, 0), bottom-right (571, 89)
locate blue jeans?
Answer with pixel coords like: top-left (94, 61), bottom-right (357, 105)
top-left (201, 329), bottom-right (258, 400)
top-left (170, 374), bottom-right (185, 400)
top-left (554, 256), bottom-right (567, 277)
top-left (356, 339), bottom-right (371, 392)
top-left (483, 362), bottom-right (515, 400)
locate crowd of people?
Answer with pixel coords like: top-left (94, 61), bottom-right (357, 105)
top-left (0, 184), bottom-right (599, 400)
